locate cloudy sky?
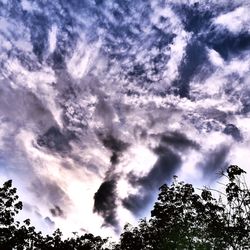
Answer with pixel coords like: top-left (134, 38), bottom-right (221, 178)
top-left (0, 0), bottom-right (250, 238)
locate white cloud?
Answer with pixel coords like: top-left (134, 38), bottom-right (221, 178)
top-left (67, 39), bottom-right (101, 80)
top-left (14, 128), bottom-right (117, 237)
top-left (118, 145), bottom-right (158, 177)
top-left (208, 49), bottom-right (224, 67)
top-left (214, 6), bottom-right (250, 34)
top-left (48, 25), bottom-right (58, 53)
top-left (165, 31), bottom-right (190, 82)
top-left (21, 0), bottom-right (34, 12)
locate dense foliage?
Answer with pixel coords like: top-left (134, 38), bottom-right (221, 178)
top-left (0, 165), bottom-right (249, 249)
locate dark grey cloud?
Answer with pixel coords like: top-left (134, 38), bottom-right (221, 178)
top-left (122, 192), bottom-right (152, 217)
top-left (141, 148), bottom-right (182, 189)
top-left (237, 88), bottom-right (250, 115)
top-left (110, 152), bottom-right (119, 165)
top-left (97, 133), bottom-right (130, 165)
top-left (202, 108), bottom-right (228, 124)
top-left (29, 13), bottom-right (49, 61)
top-left (44, 216), bottom-right (55, 227)
top-left (159, 131), bottom-right (200, 151)
top-left (199, 145), bottom-right (230, 180)
top-left (173, 39), bottom-right (208, 98)
top-left (0, 86), bottom-right (57, 131)
top-left (93, 179), bottom-right (118, 230)
top-left (98, 133), bottom-right (129, 153)
top-left (223, 124), bottom-right (242, 142)
top-left (123, 146), bottom-right (181, 215)
top-left (30, 179), bottom-right (70, 207)
top-left (37, 126), bottom-right (74, 154)
top-left (50, 205), bottom-right (64, 218)
top-left (95, 98), bottom-right (115, 127)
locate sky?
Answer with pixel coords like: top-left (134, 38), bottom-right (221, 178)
top-left (0, 0), bottom-right (250, 239)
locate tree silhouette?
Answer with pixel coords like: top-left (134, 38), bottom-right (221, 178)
top-left (116, 165), bottom-right (250, 250)
top-left (0, 180), bottom-right (108, 250)
top-left (0, 165), bottom-right (249, 249)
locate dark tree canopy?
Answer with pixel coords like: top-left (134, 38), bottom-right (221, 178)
top-left (0, 165), bottom-right (249, 249)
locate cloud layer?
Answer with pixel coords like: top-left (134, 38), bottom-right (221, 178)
top-left (0, 0), bottom-right (250, 237)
